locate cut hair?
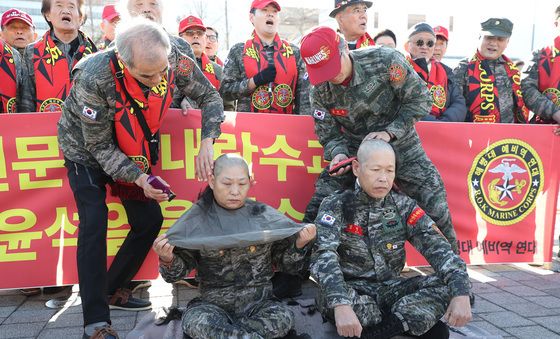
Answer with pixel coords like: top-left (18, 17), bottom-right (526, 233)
top-left (115, 17), bottom-right (170, 68)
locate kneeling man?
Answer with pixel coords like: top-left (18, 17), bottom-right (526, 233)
top-left (311, 140), bottom-right (471, 339)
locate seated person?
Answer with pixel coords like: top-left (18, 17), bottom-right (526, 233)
top-left (311, 139), bottom-right (472, 339)
top-left (153, 154), bottom-right (316, 339)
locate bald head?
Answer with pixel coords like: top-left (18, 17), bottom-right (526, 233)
top-left (357, 139), bottom-right (395, 164)
top-left (213, 154), bottom-right (251, 178)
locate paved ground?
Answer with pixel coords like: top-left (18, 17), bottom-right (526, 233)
top-left (2, 207), bottom-right (559, 339)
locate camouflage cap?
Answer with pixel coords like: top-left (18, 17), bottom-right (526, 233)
top-left (329, 0), bottom-right (373, 18)
top-left (480, 18), bottom-right (513, 38)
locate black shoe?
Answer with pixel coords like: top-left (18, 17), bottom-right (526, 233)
top-left (280, 329), bottom-right (312, 338)
top-left (469, 292), bottom-right (475, 306)
top-left (108, 288), bottom-right (151, 311)
top-left (417, 321), bottom-right (449, 339)
top-left (272, 272), bottom-right (302, 299)
top-left (82, 324), bottom-right (119, 339)
top-left (128, 280), bottom-right (152, 293)
top-left (360, 313), bottom-right (404, 339)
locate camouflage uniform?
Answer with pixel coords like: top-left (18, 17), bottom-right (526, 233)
top-left (220, 41), bottom-right (311, 114)
top-left (19, 30), bottom-right (95, 113)
top-left (453, 56), bottom-right (520, 123)
top-left (305, 47), bottom-right (458, 252)
top-left (57, 47), bottom-right (223, 327)
top-left (311, 186), bottom-right (470, 336)
top-left (521, 48), bottom-right (559, 122)
top-left (159, 235), bottom-right (309, 339)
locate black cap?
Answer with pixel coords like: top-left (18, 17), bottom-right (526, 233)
top-left (408, 22), bottom-right (435, 39)
top-left (330, 0), bottom-right (373, 18)
top-left (480, 18), bottom-right (513, 38)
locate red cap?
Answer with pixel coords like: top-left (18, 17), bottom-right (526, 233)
top-left (300, 26), bottom-right (342, 85)
top-left (1, 8), bottom-right (33, 28)
top-left (102, 5), bottom-right (119, 22)
top-left (433, 25), bottom-right (449, 41)
top-left (250, 0), bottom-right (281, 11)
top-left (178, 16), bottom-right (206, 34)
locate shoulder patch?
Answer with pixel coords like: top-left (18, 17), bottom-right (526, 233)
top-left (177, 56), bottom-right (194, 76)
top-left (407, 207), bottom-right (425, 226)
top-left (313, 109), bottom-right (325, 120)
top-left (320, 214), bottom-right (336, 226)
top-left (81, 106), bottom-right (97, 120)
top-left (389, 63), bottom-right (406, 83)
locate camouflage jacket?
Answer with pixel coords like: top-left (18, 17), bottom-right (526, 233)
top-left (311, 47), bottom-right (431, 161)
top-left (219, 41), bottom-right (311, 114)
top-left (19, 30), bottom-right (95, 113)
top-left (160, 234), bottom-right (309, 314)
top-left (57, 47), bottom-right (224, 183)
top-left (311, 186), bottom-right (470, 308)
top-left (521, 47), bottom-right (558, 121)
top-left (453, 55), bottom-right (519, 123)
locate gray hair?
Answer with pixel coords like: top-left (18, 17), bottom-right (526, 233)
top-left (115, 17), bottom-right (170, 68)
top-left (357, 139), bottom-right (395, 164)
top-left (213, 154), bottom-right (251, 178)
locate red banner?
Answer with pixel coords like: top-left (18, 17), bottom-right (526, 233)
top-left (0, 111), bottom-right (558, 289)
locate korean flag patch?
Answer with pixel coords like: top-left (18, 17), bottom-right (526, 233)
top-left (320, 214), bottom-right (336, 226)
top-left (313, 109), bottom-right (326, 120)
top-left (82, 106), bottom-right (97, 120)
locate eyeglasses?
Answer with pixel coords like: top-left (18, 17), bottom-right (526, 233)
top-left (414, 39), bottom-right (435, 48)
top-left (182, 30), bottom-right (205, 38)
top-left (206, 35), bottom-right (217, 42)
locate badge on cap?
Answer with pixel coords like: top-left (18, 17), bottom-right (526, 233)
top-left (82, 106), bottom-right (97, 120)
top-left (320, 214), bottom-right (336, 226)
top-left (313, 109), bottom-right (326, 120)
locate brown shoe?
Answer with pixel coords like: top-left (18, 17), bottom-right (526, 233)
top-left (82, 325), bottom-right (119, 339)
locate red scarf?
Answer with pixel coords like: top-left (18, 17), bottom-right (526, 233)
top-left (242, 31), bottom-right (297, 113)
top-left (407, 56), bottom-right (448, 118)
top-left (356, 32), bottom-right (375, 49)
top-left (0, 42), bottom-right (17, 113)
top-left (535, 36), bottom-right (560, 124)
top-left (32, 30), bottom-right (96, 112)
top-left (109, 54), bottom-right (175, 199)
top-left (200, 52), bottom-right (220, 89)
top-left (214, 55), bottom-right (224, 66)
top-left (466, 51), bottom-right (529, 123)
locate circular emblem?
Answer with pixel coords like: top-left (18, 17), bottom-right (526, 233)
top-left (251, 85), bottom-right (272, 110)
top-left (274, 84), bottom-right (293, 108)
top-left (467, 139), bottom-right (544, 226)
top-left (6, 97), bottom-right (16, 113)
top-left (39, 98), bottom-right (64, 112)
top-left (177, 56), bottom-right (193, 76)
top-left (542, 88), bottom-right (560, 107)
top-left (430, 85), bottom-right (447, 109)
top-left (386, 243), bottom-right (393, 250)
top-left (388, 64), bottom-right (405, 83)
top-left (129, 156), bottom-right (150, 173)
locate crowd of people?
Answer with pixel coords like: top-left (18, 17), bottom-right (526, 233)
top-left (1, 0), bottom-right (559, 338)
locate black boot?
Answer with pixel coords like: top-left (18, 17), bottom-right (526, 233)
top-left (272, 272), bottom-right (302, 299)
top-left (416, 321), bottom-right (449, 339)
top-left (360, 313), bottom-right (405, 339)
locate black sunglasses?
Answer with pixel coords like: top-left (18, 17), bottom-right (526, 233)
top-left (415, 39), bottom-right (435, 48)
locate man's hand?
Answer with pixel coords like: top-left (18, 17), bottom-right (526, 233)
top-left (152, 234), bottom-right (175, 263)
top-left (135, 173), bottom-right (169, 202)
top-left (296, 224), bottom-right (317, 249)
top-left (329, 154), bottom-right (351, 176)
top-left (334, 304), bottom-right (362, 337)
top-left (443, 295), bottom-right (472, 327)
top-left (180, 97), bottom-right (193, 116)
top-left (196, 137), bottom-right (215, 181)
top-left (362, 131), bottom-right (393, 143)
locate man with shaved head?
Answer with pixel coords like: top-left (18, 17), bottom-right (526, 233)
top-left (58, 18), bottom-right (223, 339)
top-left (311, 139), bottom-right (472, 339)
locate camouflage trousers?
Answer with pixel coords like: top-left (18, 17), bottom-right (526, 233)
top-left (182, 298), bottom-right (294, 339)
top-left (316, 275), bottom-right (451, 336)
top-left (303, 145), bottom-right (459, 253)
